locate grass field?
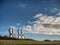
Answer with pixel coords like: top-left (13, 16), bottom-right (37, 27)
top-left (0, 40), bottom-right (60, 45)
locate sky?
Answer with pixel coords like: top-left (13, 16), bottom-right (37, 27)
top-left (0, 0), bottom-right (60, 41)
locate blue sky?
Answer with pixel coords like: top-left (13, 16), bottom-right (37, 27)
top-left (0, 0), bottom-right (60, 41)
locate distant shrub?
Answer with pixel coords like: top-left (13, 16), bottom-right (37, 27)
top-left (44, 39), bottom-right (51, 41)
top-left (3, 35), bottom-right (8, 38)
top-left (0, 35), bottom-right (2, 37)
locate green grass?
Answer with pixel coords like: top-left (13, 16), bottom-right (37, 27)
top-left (0, 40), bottom-right (60, 45)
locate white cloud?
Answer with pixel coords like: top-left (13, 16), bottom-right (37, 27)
top-left (22, 13), bottom-right (60, 35)
top-left (44, 8), bottom-right (47, 10)
top-left (9, 26), bottom-right (16, 29)
top-left (16, 23), bottom-right (20, 26)
top-left (50, 8), bottom-right (60, 14)
top-left (42, 1), bottom-right (46, 4)
top-left (0, 31), bottom-right (8, 36)
top-left (33, 13), bottom-right (44, 18)
top-left (50, 8), bottom-right (58, 13)
top-left (28, 21), bottom-right (33, 24)
top-left (22, 25), bottom-right (32, 31)
top-left (19, 3), bottom-right (27, 8)
top-left (56, 12), bottom-right (60, 16)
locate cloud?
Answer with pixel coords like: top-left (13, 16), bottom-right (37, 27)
top-left (50, 8), bottom-right (58, 13)
top-left (0, 31), bottom-right (8, 36)
top-left (22, 13), bottom-right (60, 35)
top-left (19, 3), bottom-right (27, 8)
top-left (22, 25), bottom-right (32, 31)
top-left (50, 8), bottom-right (60, 14)
top-left (56, 12), bottom-right (60, 16)
top-left (42, 1), bottom-right (46, 4)
top-left (16, 23), bottom-right (20, 26)
top-left (44, 8), bottom-right (47, 10)
top-left (9, 26), bottom-right (16, 29)
top-left (33, 13), bottom-right (44, 18)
